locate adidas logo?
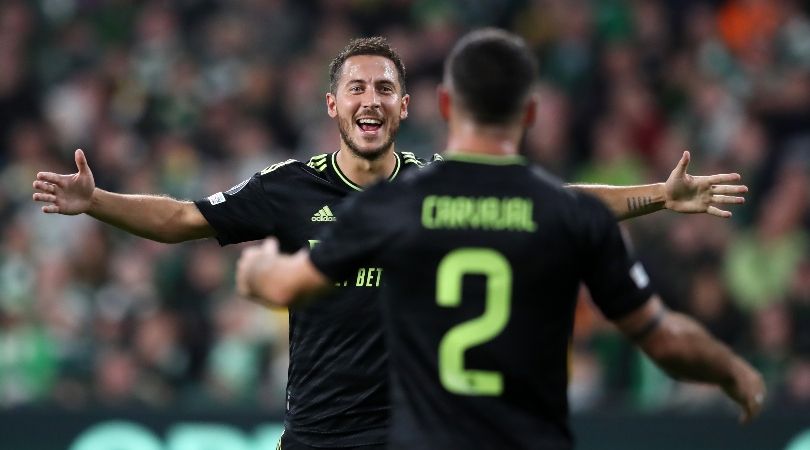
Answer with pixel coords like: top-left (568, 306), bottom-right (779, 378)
top-left (311, 205), bottom-right (337, 222)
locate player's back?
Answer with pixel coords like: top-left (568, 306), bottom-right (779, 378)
top-left (362, 154), bottom-right (650, 449)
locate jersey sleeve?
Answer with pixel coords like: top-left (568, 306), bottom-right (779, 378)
top-left (309, 181), bottom-right (402, 282)
top-left (576, 193), bottom-right (655, 320)
top-left (194, 165), bottom-right (287, 246)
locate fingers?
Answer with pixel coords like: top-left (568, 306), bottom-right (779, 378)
top-left (711, 184), bottom-right (748, 195)
top-left (673, 150), bottom-right (690, 177)
top-left (739, 395), bottom-right (757, 424)
top-left (32, 193), bottom-right (57, 203)
top-left (236, 238), bottom-right (280, 299)
top-left (261, 237), bottom-right (280, 254)
top-left (236, 248), bottom-right (257, 298)
top-left (703, 173), bottom-right (741, 184)
top-left (33, 181), bottom-right (61, 212)
top-left (235, 262), bottom-right (249, 297)
top-left (36, 172), bottom-right (65, 186)
top-left (711, 194), bottom-right (745, 204)
top-left (32, 180), bottom-right (57, 194)
top-left (33, 181), bottom-right (60, 212)
top-left (704, 190), bottom-right (746, 217)
top-left (706, 206), bottom-right (732, 218)
top-left (739, 392), bottom-right (765, 424)
top-left (236, 241), bottom-right (276, 298)
top-left (75, 149), bottom-right (90, 174)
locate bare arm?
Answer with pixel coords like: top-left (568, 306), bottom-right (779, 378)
top-left (569, 151), bottom-right (747, 220)
top-left (87, 190), bottom-right (213, 243)
top-left (615, 296), bottom-right (765, 423)
top-left (33, 149), bottom-right (214, 243)
top-left (571, 182), bottom-right (666, 220)
top-left (236, 238), bottom-right (330, 307)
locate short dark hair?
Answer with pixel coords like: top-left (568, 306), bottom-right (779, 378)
top-left (329, 37), bottom-right (407, 94)
top-left (444, 28), bottom-right (538, 124)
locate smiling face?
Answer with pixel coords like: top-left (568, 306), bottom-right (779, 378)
top-left (327, 55), bottom-right (410, 161)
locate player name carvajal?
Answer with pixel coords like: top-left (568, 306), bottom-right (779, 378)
top-left (421, 195), bottom-right (537, 232)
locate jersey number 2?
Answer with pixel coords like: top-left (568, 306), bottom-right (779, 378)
top-left (436, 248), bottom-right (512, 396)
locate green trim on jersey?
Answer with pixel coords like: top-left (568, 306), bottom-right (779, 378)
top-left (306, 153), bottom-right (329, 172)
top-left (401, 151), bottom-right (425, 167)
top-left (388, 152), bottom-right (402, 181)
top-left (443, 153), bottom-right (526, 166)
top-left (331, 151), bottom-right (402, 191)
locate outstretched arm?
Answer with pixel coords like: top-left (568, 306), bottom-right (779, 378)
top-left (33, 149), bottom-right (214, 243)
top-left (236, 238), bottom-right (330, 307)
top-left (570, 151), bottom-right (747, 220)
top-left (615, 296), bottom-right (766, 423)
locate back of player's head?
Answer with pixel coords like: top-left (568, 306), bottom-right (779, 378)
top-left (444, 28), bottom-right (538, 125)
top-left (329, 37), bottom-right (407, 95)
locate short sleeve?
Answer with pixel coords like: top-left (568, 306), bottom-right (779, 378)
top-left (195, 171), bottom-right (277, 246)
top-left (577, 194), bottom-right (654, 320)
top-left (310, 181), bottom-right (402, 281)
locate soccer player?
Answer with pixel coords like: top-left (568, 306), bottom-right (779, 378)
top-left (34, 38), bottom-right (747, 449)
top-left (236, 29), bottom-right (765, 449)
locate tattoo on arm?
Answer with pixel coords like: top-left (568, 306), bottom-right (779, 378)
top-left (627, 196), bottom-right (654, 212)
top-left (629, 306), bottom-right (666, 342)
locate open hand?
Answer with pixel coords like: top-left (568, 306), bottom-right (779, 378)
top-left (32, 149), bottom-right (95, 215)
top-left (664, 151), bottom-right (747, 218)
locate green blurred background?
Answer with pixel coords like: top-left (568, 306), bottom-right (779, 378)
top-left (0, 0), bottom-right (808, 448)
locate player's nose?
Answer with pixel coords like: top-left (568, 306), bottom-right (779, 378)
top-left (360, 89), bottom-right (381, 108)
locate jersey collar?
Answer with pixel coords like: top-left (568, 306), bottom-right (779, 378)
top-left (443, 152), bottom-right (526, 165)
top-left (331, 151), bottom-right (402, 191)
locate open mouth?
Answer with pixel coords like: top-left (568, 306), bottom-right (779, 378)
top-left (356, 118), bottom-right (383, 134)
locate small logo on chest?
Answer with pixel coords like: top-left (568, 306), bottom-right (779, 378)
top-left (311, 205), bottom-right (337, 222)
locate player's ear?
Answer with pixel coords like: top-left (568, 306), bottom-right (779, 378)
top-left (437, 85), bottom-right (451, 121)
top-left (522, 93), bottom-right (538, 127)
top-left (400, 93), bottom-right (410, 120)
top-left (326, 92), bottom-right (338, 118)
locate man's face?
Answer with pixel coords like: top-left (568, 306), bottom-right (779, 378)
top-left (327, 55), bottom-right (409, 161)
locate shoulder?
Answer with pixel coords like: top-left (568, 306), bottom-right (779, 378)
top-left (399, 151), bottom-right (444, 167)
top-left (521, 165), bottom-right (616, 226)
top-left (527, 165), bottom-right (566, 192)
top-left (527, 165), bottom-right (604, 208)
top-left (304, 153), bottom-right (330, 173)
top-left (399, 151), bottom-right (425, 169)
top-left (259, 158), bottom-right (300, 175)
top-left (255, 156), bottom-right (328, 183)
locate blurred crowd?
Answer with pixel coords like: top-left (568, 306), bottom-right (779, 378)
top-left (0, 0), bottom-right (808, 416)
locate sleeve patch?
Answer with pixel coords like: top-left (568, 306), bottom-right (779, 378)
top-left (630, 262), bottom-right (650, 289)
top-left (207, 192), bottom-right (226, 205)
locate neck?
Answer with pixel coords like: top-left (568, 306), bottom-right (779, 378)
top-left (444, 118), bottom-right (522, 158)
top-left (335, 145), bottom-right (397, 187)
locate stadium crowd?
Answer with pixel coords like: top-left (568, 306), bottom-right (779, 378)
top-left (0, 0), bottom-right (808, 416)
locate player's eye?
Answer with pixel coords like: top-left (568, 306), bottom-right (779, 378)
top-left (349, 85), bottom-right (363, 93)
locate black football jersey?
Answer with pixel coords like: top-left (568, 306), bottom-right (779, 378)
top-left (310, 154), bottom-right (654, 450)
top-left (195, 151), bottom-right (426, 447)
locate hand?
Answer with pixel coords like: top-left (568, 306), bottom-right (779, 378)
top-left (32, 149), bottom-right (95, 215)
top-left (664, 151), bottom-right (747, 218)
top-left (236, 238), bottom-right (280, 301)
top-left (722, 359), bottom-right (766, 424)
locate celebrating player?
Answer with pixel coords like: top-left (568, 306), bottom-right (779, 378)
top-left (35, 37), bottom-right (747, 449)
top-left (236, 29), bottom-right (765, 449)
